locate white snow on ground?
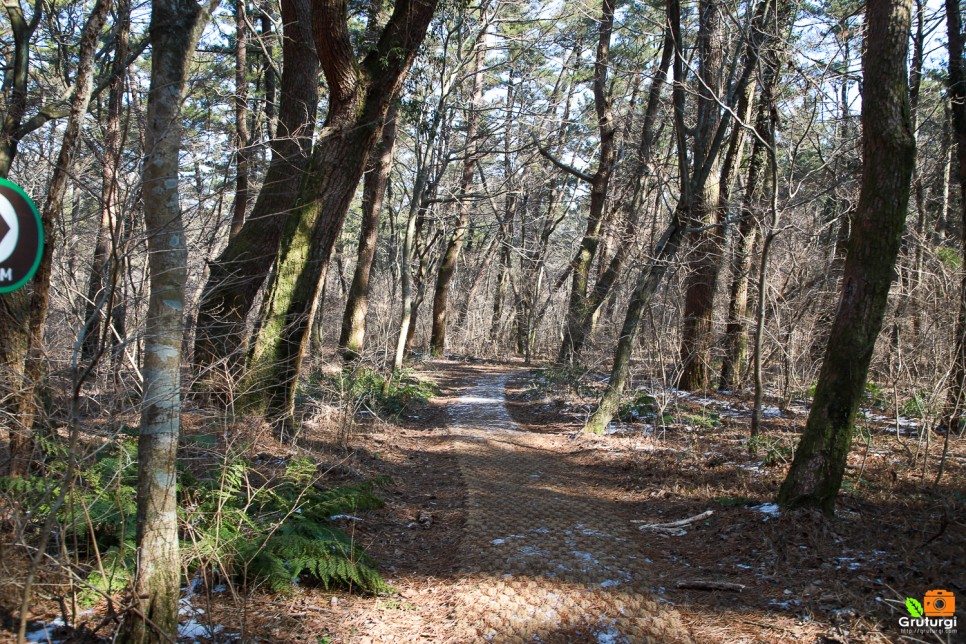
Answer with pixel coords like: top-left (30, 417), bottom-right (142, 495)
top-left (24, 617), bottom-right (65, 643)
top-left (595, 620), bottom-right (628, 643)
top-left (752, 503), bottom-right (781, 517)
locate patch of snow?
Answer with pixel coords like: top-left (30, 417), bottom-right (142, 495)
top-left (329, 514), bottom-right (363, 521)
top-left (752, 503), bottom-right (781, 517)
top-left (600, 579), bottom-right (621, 588)
top-left (595, 621), bottom-right (627, 644)
top-left (24, 618), bottom-right (65, 643)
top-left (761, 406), bottom-right (783, 418)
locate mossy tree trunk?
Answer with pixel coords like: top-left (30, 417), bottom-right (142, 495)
top-left (248, 0), bottom-right (440, 430)
top-left (121, 0), bottom-right (217, 640)
top-left (777, 0), bottom-right (915, 513)
top-left (192, 0), bottom-right (318, 393)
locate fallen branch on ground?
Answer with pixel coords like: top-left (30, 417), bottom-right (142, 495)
top-left (632, 509), bottom-right (713, 535)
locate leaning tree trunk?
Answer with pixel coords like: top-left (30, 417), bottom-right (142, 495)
top-left (339, 102), bottom-right (398, 361)
top-left (120, 0), bottom-right (217, 640)
top-left (943, 0), bottom-right (966, 429)
top-left (777, 0), bottom-right (914, 513)
top-left (0, 0), bottom-right (110, 476)
top-left (583, 0), bottom-right (769, 432)
top-left (192, 0), bottom-right (318, 393)
top-left (247, 0), bottom-right (440, 430)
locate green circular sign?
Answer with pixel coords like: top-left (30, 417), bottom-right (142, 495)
top-left (0, 178), bottom-right (43, 294)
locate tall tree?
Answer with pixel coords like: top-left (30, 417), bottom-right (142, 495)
top-left (192, 0), bottom-right (319, 393)
top-left (555, 0), bottom-right (617, 365)
top-left (429, 29), bottom-right (485, 356)
top-left (777, 0), bottom-right (915, 513)
top-left (338, 101), bottom-right (398, 361)
top-left (121, 0), bottom-right (218, 639)
top-left (81, 0), bottom-right (132, 364)
top-left (944, 0), bottom-right (966, 429)
top-left (584, 0), bottom-right (777, 433)
top-left (246, 0), bottom-right (440, 429)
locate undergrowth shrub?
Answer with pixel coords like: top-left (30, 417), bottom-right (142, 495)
top-left (747, 434), bottom-right (793, 465)
top-left (303, 367), bottom-right (437, 419)
top-left (528, 366), bottom-right (592, 397)
top-left (1, 444), bottom-right (391, 605)
top-left (617, 392), bottom-right (657, 421)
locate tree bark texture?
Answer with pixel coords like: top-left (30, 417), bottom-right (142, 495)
top-left (248, 0), bottom-right (439, 428)
top-left (777, 0), bottom-right (914, 513)
top-left (192, 0), bottom-right (318, 391)
top-left (121, 0), bottom-right (216, 640)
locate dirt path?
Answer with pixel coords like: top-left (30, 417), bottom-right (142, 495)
top-left (441, 367), bottom-right (692, 643)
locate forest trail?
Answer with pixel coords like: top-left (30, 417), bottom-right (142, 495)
top-left (439, 366), bottom-right (692, 643)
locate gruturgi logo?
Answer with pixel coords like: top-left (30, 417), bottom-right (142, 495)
top-left (901, 590), bottom-right (957, 635)
top-left (0, 177), bottom-right (43, 294)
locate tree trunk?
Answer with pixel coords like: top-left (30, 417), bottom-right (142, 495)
top-left (192, 0), bottom-right (318, 390)
top-left (429, 41), bottom-right (484, 356)
top-left (554, 24), bottom-right (673, 364)
top-left (777, 0), bottom-right (914, 513)
top-left (944, 0), bottom-right (966, 429)
top-left (81, 0), bottom-right (131, 365)
top-left (1, 0), bottom-right (110, 475)
top-left (0, 0), bottom-right (42, 177)
top-left (230, 0), bottom-right (251, 240)
top-left (121, 0), bottom-right (216, 639)
top-left (583, 0), bottom-right (770, 432)
top-left (339, 102), bottom-right (398, 361)
top-left (557, 0), bottom-right (617, 365)
top-left (248, 0), bottom-right (440, 430)
top-left (719, 0), bottom-right (793, 391)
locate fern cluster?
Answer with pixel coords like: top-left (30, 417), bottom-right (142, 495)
top-left (1, 444), bottom-right (390, 603)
